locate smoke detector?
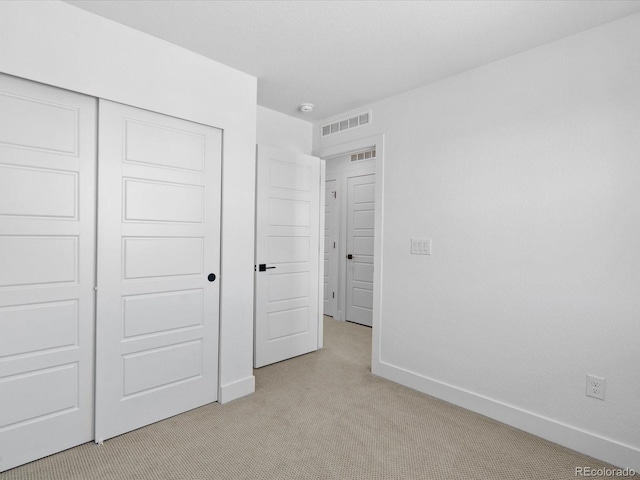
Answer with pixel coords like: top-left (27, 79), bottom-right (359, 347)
top-left (298, 103), bottom-right (314, 113)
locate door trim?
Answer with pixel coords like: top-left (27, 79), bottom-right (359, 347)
top-left (318, 159), bottom-right (326, 348)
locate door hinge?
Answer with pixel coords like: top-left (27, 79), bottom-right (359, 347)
top-left (332, 292), bottom-right (335, 299)
top-left (333, 191), bottom-right (337, 198)
top-left (333, 241), bottom-right (336, 249)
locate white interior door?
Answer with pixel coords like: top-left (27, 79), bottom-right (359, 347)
top-left (323, 179), bottom-right (338, 317)
top-left (255, 145), bottom-right (321, 368)
top-left (95, 100), bottom-right (221, 442)
top-left (0, 74), bottom-right (96, 471)
top-left (346, 174), bottom-right (376, 327)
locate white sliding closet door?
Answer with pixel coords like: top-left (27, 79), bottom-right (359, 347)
top-left (95, 100), bottom-right (221, 442)
top-left (0, 74), bottom-right (96, 472)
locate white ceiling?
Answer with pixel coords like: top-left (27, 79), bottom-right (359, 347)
top-left (65, 0), bottom-right (640, 122)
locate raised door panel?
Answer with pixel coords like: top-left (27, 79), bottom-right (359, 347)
top-left (122, 237), bottom-right (204, 279)
top-left (124, 119), bottom-right (205, 172)
top-left (123, 179), bottom-right (204, 223)
top-left (0, 89), bottom-right (78, 155)
top-left (0, 164), bottom-right (77, 218)
top-left (0, 236), bottom-right (78, 287)
top-left (267, 307), bottom-right (309, 340)
top-left (123, 290), bottom-right (203, 338)
top-left (0, 301), bottom-right (78, 357)
top-left (269, 199), bottom-right (310, 227)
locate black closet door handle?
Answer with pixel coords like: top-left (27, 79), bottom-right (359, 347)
top-left (207, 273), bottom-right (216, 282)
top-left (258, 264), bottom-right (276, 272)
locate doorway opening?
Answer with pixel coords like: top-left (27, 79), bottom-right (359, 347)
top-left (317, 133), bottom-right (383, 339)
top-left (324, 150), bottom-right (376, 327)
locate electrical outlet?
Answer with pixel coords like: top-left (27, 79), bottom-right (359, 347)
top-left (586, 374), bottom-right (605, 400)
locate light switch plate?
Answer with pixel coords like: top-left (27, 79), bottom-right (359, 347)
top-left (411, 238), bottom-right (431, 255)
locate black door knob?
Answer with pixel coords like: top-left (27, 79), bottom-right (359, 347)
top-left (208, 273), bottom-right (216, 282)
top-left (347, 254), bottom-right (353, 260)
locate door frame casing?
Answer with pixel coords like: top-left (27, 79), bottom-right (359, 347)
top-left (318, 159), bottom-right (326, 348)
top-left (314, 134), bottom-right (384, 371)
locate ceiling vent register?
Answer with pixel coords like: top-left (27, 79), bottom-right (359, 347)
top-left (351, 148), bottom-right (376, 162)
top-left (322, 111), bottom-right (371, 137)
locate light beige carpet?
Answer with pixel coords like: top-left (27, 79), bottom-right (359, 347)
top-left (2, 317), bottom-right (634, 480)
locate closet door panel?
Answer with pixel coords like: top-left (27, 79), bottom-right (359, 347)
top-left (0, 73), bottom-right (96, 473)
top-left (95, 100), bottom-right (221, 442)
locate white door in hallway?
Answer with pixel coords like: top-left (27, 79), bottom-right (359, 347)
top-left (95, 100), bottom-right (221, 442)
top-left (254, 146), bottom-right (322, 368)
top-left (346, 174), bottom-right (376, 327)
top-left (0, 74), bottom-right (96, 472)
top-left (323, 179), bottom-right (338, 317)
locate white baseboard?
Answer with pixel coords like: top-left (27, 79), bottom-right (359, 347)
top-left (373, 360), bottom-right (640, 471)
top-left (218, 375), bottom-right (255, 404)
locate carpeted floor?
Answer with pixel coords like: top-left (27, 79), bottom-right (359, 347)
top-left (2, 317), bottom-right (634, 480)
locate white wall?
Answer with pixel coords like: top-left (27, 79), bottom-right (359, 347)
top-left (0, 0), bottom-right (257, 403)
top-left (314, 13), bottom-right (640, 470)
top-left (256, 106), bottom-right (313, 154)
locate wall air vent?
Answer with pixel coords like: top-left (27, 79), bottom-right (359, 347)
top-left (321, 110), bottom-right (372, 137)
top-left (350, 148), bottom-right (376, 162)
